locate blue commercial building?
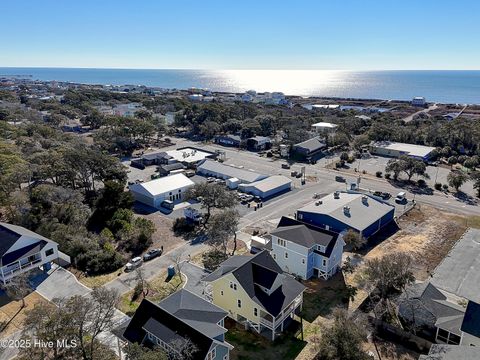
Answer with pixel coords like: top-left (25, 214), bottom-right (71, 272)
top-left (296, 192), bottom-right (395, 238)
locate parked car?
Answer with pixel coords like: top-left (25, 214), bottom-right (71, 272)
top-left (161, 200), bottom-right (175, 210)
top-left (395, 191), bottom-right (407, 203)
top-left (206, 177), bottom-right (215, 183)
top-left (281, 163), bottom-right (291, 169)
top-left (335, 175), bottom-right (346, 182)
top-left (253, 196), bottom-right (262, 203)
top-left (291, 171), bottom-right (298, 177)
top-left (214, 179), bottom-right (226, 185)
top-left (373, 191), bottom-right (391, 200)
top-left (143, 248), bottom-right (162, 261)
top-left (125, 257), bottom-right (143, 271)
top-left (185, 170), bottom-right (195, 177)
top-left (296, 172), bottom-right (302, 178)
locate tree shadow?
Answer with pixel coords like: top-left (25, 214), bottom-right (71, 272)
top-left (453, 191), bottom-right (478, 206)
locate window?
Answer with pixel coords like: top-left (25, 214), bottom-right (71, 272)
top-left (221, 290), bottom-right (224, 296)
top-left (273, 253), bottom-right (276, 260)
top-left (254, 308), bottom-right (258, 316)
top-left (437, 328), bottom-right (449, 343)
top-left (45, 248), bottom-right (54, 257)
top-left (322, 259), bottom-right (327, 267)
top-left (277, 238), bottom-right (286, 247)
top-left (230, 281), bottom-right (237, 290)
top-left (237, 299), bottom-right (242, 308)
top-left (448, 333), bottom-right (461, 345)
top-left (302, 258), bottom-right (305, 264)
top-left (285, 252), bottom-right (288, 259)
top-left (298, 213), bottom-right (303, 220)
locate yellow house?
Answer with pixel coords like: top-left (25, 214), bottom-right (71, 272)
top-left (203, 251), bottom-right (305, 340)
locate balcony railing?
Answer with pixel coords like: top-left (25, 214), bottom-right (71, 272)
top-left (1, 258), bottom-right (42, 278)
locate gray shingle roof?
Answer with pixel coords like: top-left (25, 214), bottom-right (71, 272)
top-left (419, 344), bottom-right (480, 360)
top-left (159, 289), bottom-right (227, 339)
top-left (270, 217), bottom-right (338, 249)
top-left (431, 228), bottom-right (480, 303)
top-left (204, 251), bottom-right (305, 317)
top-left (294, 137), bottom-right (326, 153)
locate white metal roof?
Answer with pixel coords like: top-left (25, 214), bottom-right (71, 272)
top-left (239, 175), bottom-right (291, 193)
top-left (297, 192), bottom-right (394, 231)
top-left (166, 148), bottom-right (213, 164)
top-left (197, 160), bottom-right (267, 183)
top-left (311, 122), bottom-right (338, 129)
top-left (129, 174), bottom-right (194, 197)
top-left (371, 141), bottom-right (435, 158)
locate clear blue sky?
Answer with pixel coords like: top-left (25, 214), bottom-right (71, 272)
top-left (1, 0), bottom-right (479, 70)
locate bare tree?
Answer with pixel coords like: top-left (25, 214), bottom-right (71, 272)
top-left (67, 287), bottom-right (120, 360)
top-left (5, 272), bottom-right (31, 308)
top-left (133, 268), bottom-right (150, 300)
top-left (168, 337), bottom-right (198, 360)
top-left (206, 209), bottom-right (240, 255)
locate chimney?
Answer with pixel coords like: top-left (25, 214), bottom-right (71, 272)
top-left (343, 206), bottom-right (350, 215)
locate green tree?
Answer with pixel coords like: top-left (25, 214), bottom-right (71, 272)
top-left (471, 171), bottom-right (480, 198)
top-left (185, 183), bottom-right (238, 226)
top-left (342, 229), bottom-right (366, 250)
top-left (206, 209), bottom-right (240, 255)
top-left (447, 171), bottom-right (468, 192)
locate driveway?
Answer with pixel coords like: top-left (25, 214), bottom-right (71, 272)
top-left (32, 266), bottom-right (90, 301)
top-left (181, 262), bottom-right (211, 298)
top-left (103, 241), bottom-right (207, 294)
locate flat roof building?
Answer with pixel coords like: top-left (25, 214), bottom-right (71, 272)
top-left (129, 173), bottom-right (194, 209)
top-left (197, 159), bottom-right (268, 183)
top-left (296, 191), bottom-right (395, 238)
top-left (238, 175), bottom-right (292, 199)
top-left (370, 141), bottom-right (436, 160)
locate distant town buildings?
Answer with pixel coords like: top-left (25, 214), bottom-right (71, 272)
top-left (412, 96), bottom-right (427, 106)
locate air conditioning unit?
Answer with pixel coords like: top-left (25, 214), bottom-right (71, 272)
top-left (334, 191), bottom-right (340, 199)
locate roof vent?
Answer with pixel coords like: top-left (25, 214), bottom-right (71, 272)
top-left (362, 195), bottom-right (368, 204)
top-left (343, 206), bottom-right (350, 215)
top-left (315, 200), bottom-right (323, 206)
top-left (334, 191), bottom-right (340, 199)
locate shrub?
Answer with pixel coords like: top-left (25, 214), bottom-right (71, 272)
top-left (202, 249), bottom-right (228, 271)
top-left (385, 173), bottom-right (391, 179)
top-left (131, 282), bottom-right (143, 302)
top-left (417, 179), bottom-right (427, 187)
top-left (375, 171), bottom-right (383, 178)
top-left (442, 184), bottom-right (449, 191)
top-left (434, 183), bottom-right (442, 190)
top-left (172, 217), bottom-right (195, 235)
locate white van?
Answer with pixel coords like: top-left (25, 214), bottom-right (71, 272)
top-left (395, 192), bottom-right (407, 203)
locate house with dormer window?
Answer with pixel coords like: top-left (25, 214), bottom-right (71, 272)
top-left (203, 251), bottom-right (305, 341)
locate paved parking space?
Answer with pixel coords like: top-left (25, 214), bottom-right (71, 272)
top-left (181, 262), bottom-right (211, 298)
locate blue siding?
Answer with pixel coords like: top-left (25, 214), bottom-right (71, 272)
top-left (297, 207), bottom-right (394, 238)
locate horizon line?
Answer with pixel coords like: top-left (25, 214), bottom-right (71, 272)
top-left (1, 66), bottom-right (480, 72)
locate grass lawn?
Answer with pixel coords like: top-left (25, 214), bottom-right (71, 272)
top-left (0, 291), bottom-right (53, 337)
top-left (75, 267), bottom-right (125, 288)
top-left (225, 320), bottom-right (306, 360)
top-left (118, 272), bottom-right (184, 316)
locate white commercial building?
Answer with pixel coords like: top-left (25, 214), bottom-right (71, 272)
top-left (197, 160), bottom-right (268, 183)
top-left (129, 174), bottom-right (195, 208)
top-left (238, 175), bottom-right (292, 199)
top-left (370, 141), bottom-right (436, 160)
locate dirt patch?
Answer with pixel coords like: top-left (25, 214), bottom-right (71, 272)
top-left (365, 205), bottom-right (467, 280)
top-left (136, 213), bottom-right (187, 254)
top-left (0, 292), bottom-right (53, 337)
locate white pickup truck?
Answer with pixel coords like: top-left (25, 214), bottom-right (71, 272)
top-left (184, 207), bottom-right (203, 223)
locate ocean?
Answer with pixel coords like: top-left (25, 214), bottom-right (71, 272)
top-left (1, 68), bottom-right (479, 104)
